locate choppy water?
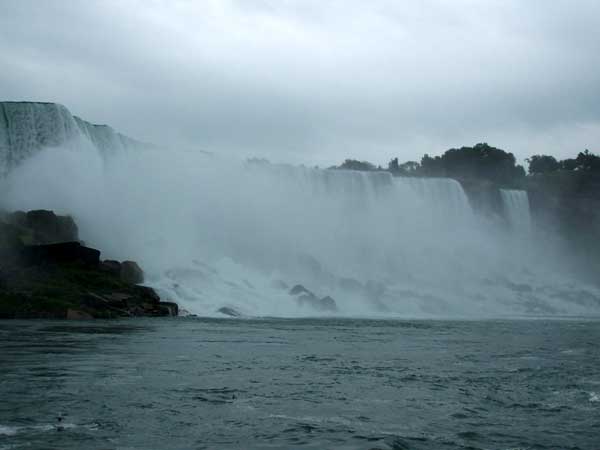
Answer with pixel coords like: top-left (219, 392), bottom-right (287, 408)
top-left (1, 318), bottom-right (599, 450)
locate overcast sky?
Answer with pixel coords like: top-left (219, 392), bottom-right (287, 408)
top-left (1, 0), bottom-right (599, 166)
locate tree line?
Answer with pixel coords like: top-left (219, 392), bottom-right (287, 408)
top-left (333, 143), bottom-right (599, 187)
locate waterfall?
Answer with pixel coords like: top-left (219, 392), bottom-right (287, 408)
top-left (1, 102), bottom-right (599, 318)
top-left (0, 101), bottom-right (146, 175)
top-left (500, 189), bottom-right (531, 234)
top-left (396, 177), bottom-right (472, 218)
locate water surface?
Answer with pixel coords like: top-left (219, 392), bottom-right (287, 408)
top-left (1, 318), bottom-right (599, 449)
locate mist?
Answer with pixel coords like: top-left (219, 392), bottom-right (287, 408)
top-left (1, 135), bottom-right (598, 318)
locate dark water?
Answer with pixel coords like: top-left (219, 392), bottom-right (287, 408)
top-left (1, 318), bottom-right (599, 450)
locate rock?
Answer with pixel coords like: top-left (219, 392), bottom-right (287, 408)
top-left (66, 309), bottom-right (93, 320)
top-left (100, 259), bottom-right (121, 276)
top-left (18, 210), bottom-right (78, 244)
top-left (289, 284), bottom-right (312, 296)
top-left (132, 285), bottom-right (160, 303)
top-left (0, 222), bottom-right (24, 251)
top-left (120, 261), bottom-right (144, 284)
top-left (20, 242), bottom-right (100, 266)
top-left (319, 295), bottom-right (337, 312)
top-left (217, 306), bottom-right (242, 317)
top-left (159, 301), bottom-right (179, 316)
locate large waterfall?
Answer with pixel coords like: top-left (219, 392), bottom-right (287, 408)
top-left (1, 102), bottom-right (599, 318)
top-left (0, 102), bottom-right (145, 175)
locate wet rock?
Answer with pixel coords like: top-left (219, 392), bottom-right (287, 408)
top-left (289, 284), bottom-right (312, 296)
top-left (132, 285), bottom-right (160, 303)
top-left (217, 306), bottom-right (242, 317)
top-left (17, 210), bottom-right (78, 244)
top-left (159, 301), bottom-right (179, 316)
top-left (100, 259), bottom-right (121, 276)
top-left (120, 260), bottom-right (144, 284)
top-left (21, 242), bottom-right (100, 266)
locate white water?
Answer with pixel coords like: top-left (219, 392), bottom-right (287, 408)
top-left (1, 103), bottom-right (599, 318)
top-left (500, 189), bottom-right (532, 234)
top-left (0, 102), bottom-right (144, 175)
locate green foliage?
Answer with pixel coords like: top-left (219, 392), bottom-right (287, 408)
top-left (417, 143), bottom-right (526, 186)
top-left (576, 149), bottom-right (600, 171)
top-left (526, 149), bottom-right (600, 174)
top-left (527, 154), bottom-right (560, 174)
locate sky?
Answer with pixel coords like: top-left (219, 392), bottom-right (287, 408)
top-left (1, 0), bottom-right (599, 167)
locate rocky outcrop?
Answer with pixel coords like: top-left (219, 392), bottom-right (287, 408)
top-left (120, 260), bottom-right (144, 284)
top-left (0, 210), bottom-right (177, 319)
top-left (288, 284), bottom-right (338, 312)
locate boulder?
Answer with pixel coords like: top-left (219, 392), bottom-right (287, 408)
top-left (159, 301), bottom-right (179, 316)
top-left (19, 210), bottom-right (78, 244)
top-left (100, 259), bottom-right (122, 276)
top-left (120, 261), bottom-right (144, 284)
top-left (20, 242), bottom-right (100, 266)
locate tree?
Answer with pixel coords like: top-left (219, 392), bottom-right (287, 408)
top-left (526, 155), bottom-right (560, 174)
top-left (420, 143), bottom-right (525, 185)
top-left (337, 159), bottom-right (376, 171)
top-left (576, 149), bottom-right (600, 171)
top-left (560, 158), bottom-right (578, 171)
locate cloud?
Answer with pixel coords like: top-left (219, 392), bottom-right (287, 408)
top-left (1, 0), bottom-right (599, 166)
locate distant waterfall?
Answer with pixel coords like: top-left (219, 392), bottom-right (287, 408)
top-left (500, 189), bottom-right (531, 233)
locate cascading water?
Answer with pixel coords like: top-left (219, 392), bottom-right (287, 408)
top-left (1, 102), bottom-right (599, 318)
top-left (396, 177), bottom-right (473, 219)
top-left (500, 189), bottom-right (532, 234)
top-left (0, 102), bottom-right (144, 175)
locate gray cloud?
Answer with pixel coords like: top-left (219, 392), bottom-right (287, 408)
top-left (1, 0), bottom-right (599, 166)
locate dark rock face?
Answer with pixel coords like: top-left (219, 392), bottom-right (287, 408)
top-left (0, 209), bottom-right (178, 319)
top-left (159, 301), bottom-right (179, 317)
top-left (120, 261), bottom-right (144, 284)
top-left (20, 242), bottom-right (100, 266)
top-left (9, 210), bottom-right (79, 244)
top-left (100, 259), bottom-right (122, 276)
